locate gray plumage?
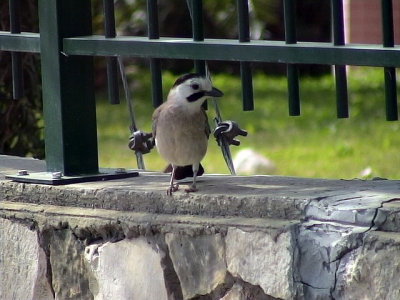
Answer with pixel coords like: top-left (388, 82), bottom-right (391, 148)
top-left (152, 73), bottom-right (223, 195)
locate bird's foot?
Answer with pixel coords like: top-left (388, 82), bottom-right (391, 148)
top-left (167, 183), bottom-right (179, 196)
top-left (185, 184), bottom-right (198, 193)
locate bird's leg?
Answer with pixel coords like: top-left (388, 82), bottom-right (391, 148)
top-left (167, 165), bottom-right (179, 195)
top-left (185, 163), bottom-right (199, 193)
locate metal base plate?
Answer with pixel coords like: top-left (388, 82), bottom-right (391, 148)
top-left (5, 168), bottom-right (139, 185)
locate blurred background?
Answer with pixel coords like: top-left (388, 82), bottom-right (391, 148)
top-left (1, 0), bottom-right (400, 179)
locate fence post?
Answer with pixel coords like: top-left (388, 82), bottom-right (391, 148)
top-left (38, 0), bottom-right (98, 175)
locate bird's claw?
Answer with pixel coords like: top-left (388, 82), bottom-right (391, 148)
top-left (167, 183), bottom-right (179, 196)
top-left (128, 130), bottom-right (154, 154)
top-left (185, 184), bottom-right (198, 193)
top-left (213, 120), bottom-right (248, 146)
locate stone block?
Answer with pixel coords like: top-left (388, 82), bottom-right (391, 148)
top-left (46, 229), bottom-right (92, 300)
top-left (334, 231), bottom-right (400, 300)
top-left (0, 218), bottom-right (53, 300)
top-left (296, 222), bottom-right (366, 299)
top-left (84, 238), bottom-right (168, 300)
top-left (225, 227), bottom-right (294, 300)
top-left (165, 233), bottom-right (226, 299)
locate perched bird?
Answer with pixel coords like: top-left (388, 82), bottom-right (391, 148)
top-left (152, 73), bottom-right (224, 195)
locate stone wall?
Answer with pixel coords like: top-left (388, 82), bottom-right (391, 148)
top-left (1, 156), bottom-right (400, 299)
top-left (1, 203), bottom-right (298, 300)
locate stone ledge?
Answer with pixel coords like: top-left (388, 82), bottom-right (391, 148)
top-left (2, 155), bottom-right (400, 299)
top-left (1, 155), bottom-right (400, 223)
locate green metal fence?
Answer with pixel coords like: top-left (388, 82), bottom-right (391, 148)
top-left (1, 0), bottom-right (399, 179)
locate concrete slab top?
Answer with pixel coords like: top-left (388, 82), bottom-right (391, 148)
top-left (1, 155), bottom-right (400, 221)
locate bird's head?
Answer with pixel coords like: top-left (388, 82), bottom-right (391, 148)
top-left (167, 73), bottom-right (224, 111)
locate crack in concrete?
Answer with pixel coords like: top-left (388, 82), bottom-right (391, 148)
top-left (332, 254), bottom-right (341, 299)
top-left (367, 205), bottom-right (382, 232)
top-left (294, 280), bottom-right (328, 290)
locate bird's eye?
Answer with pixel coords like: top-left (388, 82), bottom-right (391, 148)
top-left (191, 83), bottom-right (200, 90)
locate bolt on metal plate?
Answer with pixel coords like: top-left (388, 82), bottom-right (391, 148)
top-left (52, 172), bottom-right (63, 179)
top-left (17, 170), bottom-right (29, 176)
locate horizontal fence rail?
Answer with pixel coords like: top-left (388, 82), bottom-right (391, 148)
top-left (0, 32), bottom-right (40, 52)
top-left (2, 32), bottom-right (400, 68)
top-left (63, 36), bottom-right (400, 67)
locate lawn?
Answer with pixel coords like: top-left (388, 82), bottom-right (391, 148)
top-left (96, 67), bottom-right (400, 180)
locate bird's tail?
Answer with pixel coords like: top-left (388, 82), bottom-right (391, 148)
top-left (163, 164), bottom-right (205, 180)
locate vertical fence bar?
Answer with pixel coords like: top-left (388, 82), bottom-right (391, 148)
top-left (9, 0), bottom-right (24, 99)
top-left (283, 0), bottom-right (300, 116)
top-left (189, 0), bottom-right (207, 110)
top-left (39, 0), bottom-right (98, 175)
top-left (236, 0), bottom-right (254, 111)
top-left (190, 0), bottom-right (206, 76)
top-left (331, 0), bottom-right (349, 118)
top-left (381, 0), bottom-right (398, 121)
top-left (147, 0), bottom-right (163, 108)
top-left (103, 0), bottom-right (120, 104)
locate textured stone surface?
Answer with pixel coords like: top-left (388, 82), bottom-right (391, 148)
top-left (3, 155), bottom-right (400, 300)
top-left (166, 233), bottom-right (226, 299)
top-left (43, 228), bottom-right (92, 300)
top-left (0, 218), bottom-right (53, 300)
top-left (220, 284), bottom-right (245, 300)
top-left (334, 231), bottom-right (400, 300)
top-left (2, 156), bottom-right (400, 222)
top-left (85, 238), bottom-right (168, 300)
top-left (220, 283), bottom-right (276, 300)
top-left (225, 228), bottom-right (294, 300)
top-left (304, 191), bottom-right (390, 228)
top-left (296, 221), bottom-right (368, 299)
top-left (378, 200), bottom-right (400, 232)
top-left (3, 199), bottom-right (400, 300)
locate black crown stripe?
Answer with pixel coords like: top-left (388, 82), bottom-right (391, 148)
top-left (172, 73), bottom-right (203, 88)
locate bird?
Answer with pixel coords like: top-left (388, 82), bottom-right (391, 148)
top-left (152, 73), bottom-right (224, 195)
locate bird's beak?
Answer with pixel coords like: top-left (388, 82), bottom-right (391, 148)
top-left (205, 87), bottom-right (224, 98)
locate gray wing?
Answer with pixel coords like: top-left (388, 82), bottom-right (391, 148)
top-left (152, 104), bottom-right (163, 139)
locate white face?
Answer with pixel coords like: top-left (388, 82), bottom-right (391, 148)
top-left (167, 74), bottom-right (223, 113)
top-left (177, 77), bottom-right (213, 99)
top-left (168, 77), bottom-right (213, 109)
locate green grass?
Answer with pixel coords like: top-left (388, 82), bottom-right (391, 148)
top-left (96, 67), bottom-right (400, 179)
